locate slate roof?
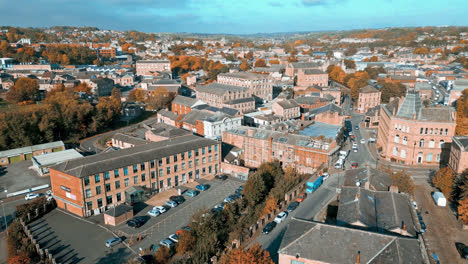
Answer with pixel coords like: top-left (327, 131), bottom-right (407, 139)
top-left (395, 92), bottom-right (422, 119)
top-left (303, 69), bottom-right (326, 75)
top-left (224, 97), bottom-right (255, 105)
top-left (112, 133), bottom-right (148, 146)
top-left (51, 135), bottom-right (218, 178)
top-left (0, 141), bottom-right (64, 158)
top-left (218, 72), bottom-right (269, 80)
top-left (104, 204), bottom-right (133, 217)
top-left (290, 62), bottom-right (322, 68)
top-left (276, 99), bottom-right (299, 109)
top-left (414, 82), bottom-right (432, 91)
top-left (452, 136), bottom-right (468, 151)
top-left (148, 123), bottom-right (191, 138)
top-left (172, 95), bottom-right (199, 107)
top-left (179, 109), bottom-right (213, 125)
top-left (337, 187), bottom-right (417, 237)
top-left (294, 96), bottom-right (330, 105)
top-left (343, 168), bottom-right (391, 191)
top-left (196, 83), bottom-right (248, 96)
top-left (360, 85), bottom-right (379, 93)
top-left (278, 219), bottom-right (423, 264)
top-left (32, 149), bottom-right (83, 167)
top-left (306, 103), bottom-right (343, 116)
top-left (157, 109), bottom-right (179, 121)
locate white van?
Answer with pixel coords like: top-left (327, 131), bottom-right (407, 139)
top-left (334, 159), bottom-right (344, 169)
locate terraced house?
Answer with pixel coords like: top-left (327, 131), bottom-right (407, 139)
top-left (49, 135), bottom-right (220, 217)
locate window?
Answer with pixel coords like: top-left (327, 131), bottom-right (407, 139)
top-left (182, 162), bottom-right (185, 170)
top-left (188, 151), bottom-right (192, 158)
top-left (104, 171), bottom-right (110, 180)
top-left (85, 189), bottom-right (92, 198)
top-left (209, 166), bottom-right (212, 174)
top-left (189, 171), bottom-right (193, 179)
top-left (440, 128), bottom-right (443, 135)
top-left (116, 193), bottom-right (121, 202)
top-left (195, 159), bottom-right (199, 166)
top-left (436, 153), bottom-right (440, 162)
top-left (167, 167), bottom-right (171, 174)
top-left (166, 157), bottom-right (170, 164)
top-left (209, 156), bottom-right (212, 162)
top-left (393, 147), bottom-right (398, 156)
top-left (445, 128), bottom-right (448, 135)
top-left (123, 167), bottom-right (128, 176)
top-left (86, 201), bottom-right (93, 210)
top-left (159, 180), bottom-right (164, 188)
top-left (202, 167), bottom-right (206, 174)
top-left (202, 148), bottom-right (206, 155)
top-left (394, 135), bottom-right (400, 144)
top-left (105, 183), bottom-right (111, 192)
top-left (124, 178), bottom-right (129, 187)
top-left (430, 128), bottom-right (433, 135)
top-left (419, 139), bottom-right (425, 147)
top-left (403, 137), bottom-right (408, 145)
top-left (215, 145), bottom-right (218, 152)
top-left (115, 181), bottom-right (120, 189)
top-left (84, 177), bottom-right (90, 186)
top-left (401, 149), bottom-right (406, 158)
top-left (425, 128), bottom-right (428, 134)
top-left (181, 152), bottom-right (185, 160)
top-left (97, 198), bottom-right (103, 208)
top-left (167, 178), bottom-right (172, 187)
top-left (429, 140), bottom-right (435, 148)
top-left (140, 163), bottom-right (145, 171)
top-left (175, 176), bottom-right (179, 186)
top-left (96, 186), bottom-right (102, 195)
top-left (150, 160), bottom-right (155, 169)
top-left (106, 195), bottom-right (113, 205)
top-left (427, 153), bottom-right (433, 161)
top-left (151, 171), bottom-right (155, 179)
top-left (291, 260), bottom-right (304, 264)
top-left (215, 154), bottom-right (218, 161)
top-left (114, 169), bottom-right (119, 178)
top-left (133, 165), bottom-right (138, 173)
top-left (182, 173), bottom-right (186, 182)
top-left (202, 157), bottom-right (206, 164)
top-left (439, 140), bottom-right (444, 148)
top-left (158, 159), bottom-right (163, 166)
top-left (215, 164), bottom-right (218, 173)
top-left (189, 161), bottom-right (193, 168)
top-left (95, 174), bottom-right (100, 183)
top-left (141, 173), bottom-right (146, 182)
top-left (195, 149), bottom-right (199, 157)
top-left (159, 168), bottom-right (163, 177)
top-left (420, 128), bottom-right (424, 134)
top-left (208, 146), bottom-right (212, 153)
top-left (173, 154), bottom-right (178, 162)
top-left (134, 176), bottom-right (139, 184)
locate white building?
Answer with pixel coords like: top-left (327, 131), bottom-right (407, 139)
top-left (202, 113), bottom-right (242, 140)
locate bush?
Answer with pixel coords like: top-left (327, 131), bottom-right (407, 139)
top-left (16, 197), bottom-right (56, 223)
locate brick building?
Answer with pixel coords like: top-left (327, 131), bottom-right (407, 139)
top-left (414, 82), bottom-right (433, 100)
top-left (196, 83), bottom-right (252, 111)
top-left (222, 126), bottom-right (337, 173)
top-left (171, 95), bottom-right (206, 115)
top-left (449, 136), bottom-right (468, 174)
top-left (0, 141), bottom-right (65, 165)
top-left (296, 69), bottom-right (328, 87)
top-left (377, 92), bottom-right (456, 165)
top-left (272, 99), bottom-right (301, 120)
top-left (217, 72), bottom-right (273, 102)
top-left (136, 60), bottom-right (171, 76)
top-left (357, 85), bottom-right (381, 113)
top-left (285, 62), bottom-right (322, 77)
top-left (49, 135), bottom-right (221, 217)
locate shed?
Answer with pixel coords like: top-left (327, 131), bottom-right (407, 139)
top-left (32, 149), bottom-right (83, 176)
top-left (104, 204), bottom-right (133, 226)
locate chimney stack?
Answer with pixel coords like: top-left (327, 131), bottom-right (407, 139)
top-left (354, 193), bottom-right (359, 201)
top-left (356, 251), bottom-right (360, 264)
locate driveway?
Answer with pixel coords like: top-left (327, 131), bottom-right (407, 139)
top-left (29, 209), bottom-right (134, 264)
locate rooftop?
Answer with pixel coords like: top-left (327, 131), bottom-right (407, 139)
top-left (453, 136), bottom-right (468, 151)
top-left (32, 149), bottom-right (83, 167)
top-left (196, 82), bottom-right (248, 96)
top-left (218, 72), bottom-right (269, 80)
top-left (0, 141), bottom-right (64, 158)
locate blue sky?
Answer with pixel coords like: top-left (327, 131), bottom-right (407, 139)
top-left (2, 0), bottom-right (467, 34)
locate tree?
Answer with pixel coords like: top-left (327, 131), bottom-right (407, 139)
top-left (176, 230), bottom-right (195, 255)
top-left (7, 77), bottom-right (39, 103)
top-left (240, 60), bottom-right (250, 71)
top-left (344, 59), bottom-right (356, 69)
top-left (254, 59), bottom-right (267, 68)
top-left (432, 167), bottom-right (456, 198)
top-left (7, 254), bottom-right (31, 264)
top-left (94, 97), bottom-right (121, 131)
top-left (344, 46), bottom-right (357, 56)
top-left (262, 195), bottom-right (278, 216)
top-left (243, 172), bottom-right (267, 207)
top-left (74, 82), bottom-right (92, 95)
top-left (111, 87), bottom-right (121, 101)
top-left (458, 198), bottom-right (468, 224)
top-left (128, 88), bottom-right (146, 102)
top-left (380, 82), bottom-right (407, 103)
top-left (145, 87), bottom-right (174, 111)
top-left (414, 47), bottom-right (429, 54)
top-left (220, 243), bottom-right (274, 264)
top-left (455, 89), bottom-right (468, 135)
top-left (390, 171), bottom-right (415, 196)
top-left (155, 246), bottom-right (170, 264)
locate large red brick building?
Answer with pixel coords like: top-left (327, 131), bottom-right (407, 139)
top-left (50, 135), bottom-right (220, 217)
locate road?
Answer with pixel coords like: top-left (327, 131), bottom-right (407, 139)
top-left (252, 172), bottom-right (344, 263)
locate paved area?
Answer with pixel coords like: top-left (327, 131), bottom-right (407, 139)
top-left (29, 209), bottom-right (134, 264)
top-left (252, 172), bottom-right (344, 263)
top-left (0, 160), bottom-right (50, 199)
top-left (413, 181), bottom-right (468, 264)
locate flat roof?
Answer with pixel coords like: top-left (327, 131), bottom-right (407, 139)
top-left (0, 141), bottom-right (64, 158)
top-left (299, 122), bottom-right (341, 139)
top-left (32, 149), bottom-right (83, 167)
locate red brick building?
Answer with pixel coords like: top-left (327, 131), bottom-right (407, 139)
top-left (357, 85), bottom-right (381, 113)
top-left (296, 69), bottom-right (328, 87)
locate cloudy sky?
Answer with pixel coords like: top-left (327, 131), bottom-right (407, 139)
top-left (2, 0), bottom-right (467, 34)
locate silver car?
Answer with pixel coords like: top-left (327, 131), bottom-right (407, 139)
top-left (165, 200), bottom-right (178, 208)
top-left (106, 237), bottom-right (122, 248)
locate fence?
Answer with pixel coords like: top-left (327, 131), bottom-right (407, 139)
top-left (19, 218), bottom-right (56, 264)
top-left (7, 184), bottom-right (50, 197)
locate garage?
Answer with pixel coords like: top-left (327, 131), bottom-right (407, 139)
top-left (25, 153), bottom-right (33, 160)
top-left (8, 155), bottom-right (21, 164)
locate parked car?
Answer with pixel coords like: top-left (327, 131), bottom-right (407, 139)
top-left (296, 193), bottom-right (307, 203)
top-left (322, 173), bottom-right (329, 180)
top-left (215, 174), bottom-right (228, 180)
top-left (420, 221), bottom-right (427, 233)
top-left (25, 193), bottom-right (40, 200)
top-left (274, 211), bottom-right (288, 224)
top-left (351, 162), bottom-right (358, 169)
top-left (368, 137), bottom-right (376, 143)
top-left (170, 195), bottom-right (185, 204)
top-left (168, 234), bottom-right (179, 243)
top-left (353, 148), bottom-right (358, 153)
top-left (127, 217), bottom-right (145, 228)
top-left (147, 208), bottom-right (161, 217)
top-left (286, 202), bottom-right (300, 212)
top-left (159, 239), bottom-right (174, 248)
top-left (412, 201), bottom-right (418, 210)
top-left (211, 207), bottom-right (224, 214)
top-left (360, 139), bottom-right (366, 144)
top-left (235, 186), bottom-right (243, 194)
top-left (196, 184), bottom-right (210, 191)
top-left (154, 206), bottom-right (167, 214)
top-left (165, 200), bottom-right (178, 208)
top-left (224, 197), bottom-right (234, 203)
top-left (186, 190), bottom-right (200, 197)
top-left (455, 242), bottom-right (468, 259)
top-left (262, 222), bottom-right (277, 234)
top-left (106, 237), bottom-right (122, 247)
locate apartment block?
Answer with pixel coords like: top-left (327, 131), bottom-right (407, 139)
top-left (296, 69), bottom-right (328, 87)
top-left (136, 60), bottom-right (171, 76)
top-left (217, 72), bottom-right (273, 101)
top-left (50, 135), bottom-right (221, 217)
top-left (357, 85), bottom-right (381, 113)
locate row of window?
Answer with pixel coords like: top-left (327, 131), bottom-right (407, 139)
top-left (392, 147), bottom-right (440, 162)
top-left (394, 136), bottom-right (445, 148)
top-left (83, 146), bottom-right (218, 186)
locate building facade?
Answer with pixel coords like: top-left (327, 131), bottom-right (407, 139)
top-left (272, 100), bottom-right (301, 120)
top-left (357, 85), bottom-right (381, 114)
top-left (377, 92), bottom-right (456, 165)
top-left (196, 83), bottom-right (250, 109)
top-left (296, 69), bottom-right (328, 87)
top-left (136, 60), bottom-right (171, 76)
top-left (449, 136), bottom-right (468, 174)
top-left (217, 72), bottom-right (273, 101)
top-left (50, 135), bottom-right (221, 217)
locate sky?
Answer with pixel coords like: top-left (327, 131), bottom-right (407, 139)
top-left (1, 0), bottom-right (467, 34)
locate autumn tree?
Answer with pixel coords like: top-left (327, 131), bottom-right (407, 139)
top-left (432, 167), bottom-right (456, 198)
top-left (7, 77), bottom-right (39, 103)
top-left (240, 60), bottom-right (250, 71)
top-left (145, 87), bottom-right (174, 111)
top-left (128, 88), bottom-right (146, 102)
top-left (154, 246), bottom-right (170, 264)
top-left (176, 230), bottom-right (195, 255)
top-left (93, 97), bottom-right (121, 131)
top-left (254, 59), bottom-right (267, 68)
top-left (220, 243), bottom-right (274, 264)
top-left (379, 81), bottom-right (407, 103)
top-left (74, 82), bottom-right (92, 95)
top-left (7, 254), bottom-right (31, 264)
top-left (262, 195), bottom-right (278, 215)
top-left (414, 47), bottom-right (429, 54)
top-left (344, 59), bottom-right (356, 69)
top-left (455, 89), bottom-right (468, 135)
top-left (390, 171), bottom-right (415, 196)
top-left (458, 198), bottom-right (468, 224)
top-left (111, 87), bottom-right (121, 101)
top-left (328, 65), bottom-right (346, 83)
top-left (269, 59), bottom-right (279, 64)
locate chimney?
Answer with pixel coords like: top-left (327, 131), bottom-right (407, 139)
top-left (356, 251), bottom-right (360, 264)
top-left (354, 193), bottom-right (359, 201)
top-left (403, 223), bottom-right (406, 231)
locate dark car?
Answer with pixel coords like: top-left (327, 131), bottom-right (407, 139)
top-left (420, 221), bottom-right (426, 233)
top-left (127, 217), bottom-right (145, 228)
top-left (286, 201), bottom-right (300, 212)
top-left (215, 174), bottom-right (228, 180)
top-left (196, 184), bottom-right (210, 191)
top-left (456, 242), bottom-right (468, 259)
top-left (262, 222), bottom-right (277, 234)
top-left (170, 195), bottom-right (186, 204)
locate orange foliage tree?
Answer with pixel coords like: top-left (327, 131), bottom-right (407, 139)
top-left (414, 47), bottom-right (429, 54)
top-left (7, 77), bottom-right (39, 103)
top-left (254, 59), bottom-right (267, 68)
top-left (128, 88), bottom-right (146, 102)
top-left (240, 60), bottom-right (250, 71)
top-left (458, 198), bottom-right (468, 224)
top-left (262, 195), bottom-right (278, 216)
top-left (74, 82), bottom-right (92, 95)
top-left (455, 89), bottom-right (468, 135)
top-left (432, 167), bottom-right (456, 198)
top-left (220, 243), bottom-right (274, 264)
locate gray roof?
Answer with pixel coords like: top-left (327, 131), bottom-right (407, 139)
top-left (136, 60), bottom-right (170, 64)
top-left (302, 69), bottom-right (326, 75)
top-left (337, 187), bottom-right (417, 237)
top-left (32, 149), bottom-right (83, 167)
top-left (147, 123), bottom-right (191, 138)
top-left (452, 136), bottom-right (468, 151)
top-left (395, 92), bottom-right (422, 119)
top-left (279, 219), bottom-right (423, 264)
top-left (179, 109), bottom-right (213, 125)
top-left (104, 204), bottom-right (133, 217)
top-left (112, 133), bottom-right (148, 146)
top-left (290, 62), bottom-right (322, 68)
top-left (343, 168), bottom-right (391, 191)
top-left (414, 82), bottom-right (432, 91)
top-left (360, 85), bottom-right (379, 93)
top-left (157, 109), bottom-right (179, 120)
top-left (294, 96), bottom-right (330, 105)
top-left (172, 95), bottom-right (199, 107)
top-left (0, 141), bottom-right (64, 158)
top-left (276, 99), bottom-right (299, 109)
top-left (51, 135), bottom-right (218, 178)
top-left (218, 72), bottom-right (269, 80)
top-left (224, 97), bottom-right (255, 105)
top-left (196, 83), bottom-right (248, 96)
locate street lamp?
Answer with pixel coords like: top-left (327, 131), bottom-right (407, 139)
top-left (2, 189), bottom-right (8, 236)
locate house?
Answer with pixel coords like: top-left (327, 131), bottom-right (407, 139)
top-left (343, 167), bottom-right (391, 191)
top-left (449, 136), bottom-right (468, 174)
top-left (199, 112), bottom-right (242, 140)
top-left (357, 85), bottom-right (381, 114)
top-left (196, 82), bottom-right (250, 109)
top-left (285, 62), bottom-right (322, 77)
top-left (296, 69), bottom-right (328, 87)
top-left (272, 99), bottom-right (300, 120)
top-left (171, 95), bottom-right (206, 115)
top-left (217, 72), bottom-right (273, 102)
top-left (31, 149), bottom-right (83, 176)
top-left (91, 78), bottom-right (114, 97)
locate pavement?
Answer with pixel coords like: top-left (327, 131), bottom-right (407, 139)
top-left (251, 172), bottom-right (344, 263)
top-left (0, 160), bottom-right (50, 199)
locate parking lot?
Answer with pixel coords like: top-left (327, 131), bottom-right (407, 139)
top-left (29, 209), bottom-right (134, 264)
top-left (413, 180), bottom-right (468, 264)
top-left (99, 177), bottom-right (243, 252)
top-left (0, 160), bottom-right (50, 198)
